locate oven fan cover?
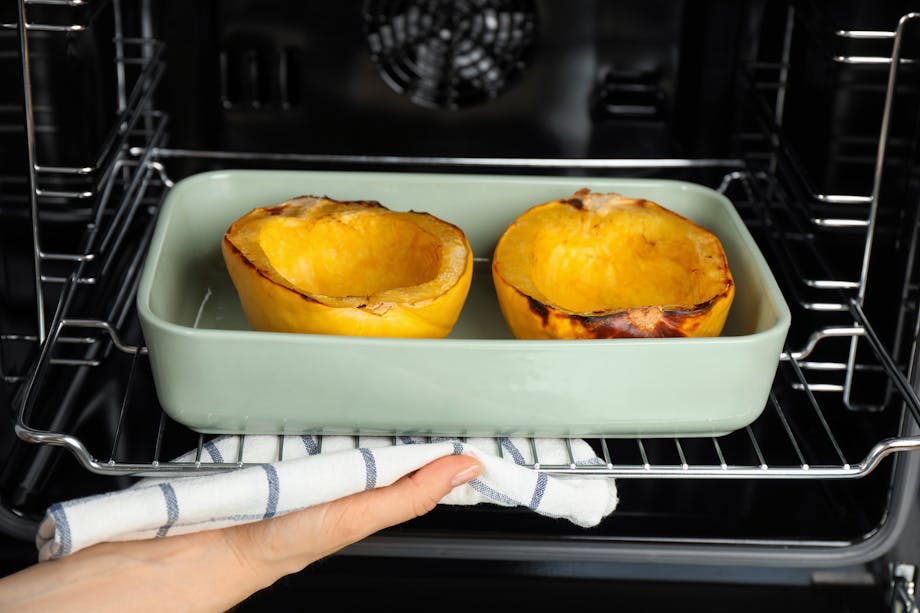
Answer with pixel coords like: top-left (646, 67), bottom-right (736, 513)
top-left (364, 0), bottom-right (537, 110)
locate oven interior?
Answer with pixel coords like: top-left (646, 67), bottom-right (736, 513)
top-left (3, 0), bottom-right (920, 605)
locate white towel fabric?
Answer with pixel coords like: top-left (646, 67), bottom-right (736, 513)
top-left (36, 436), bottom-right (618, 561)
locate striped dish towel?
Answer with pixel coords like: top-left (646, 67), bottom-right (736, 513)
top-left (36, 436), bottom-right (618, 561)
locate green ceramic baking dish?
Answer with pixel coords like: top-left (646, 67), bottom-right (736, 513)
top-left (136, 170), bottom-right (791, 437)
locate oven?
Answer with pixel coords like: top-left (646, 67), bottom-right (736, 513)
top-left (3, 1), bottom-right (920, 609)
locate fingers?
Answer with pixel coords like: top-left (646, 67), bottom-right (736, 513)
top-left (319, 454), bottom-right (482, 546)
top-left (224, 454), bottom-right (482, 577)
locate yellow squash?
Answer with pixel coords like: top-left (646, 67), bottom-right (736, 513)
top-left (492, 189), bottom-right (734, 339)
top-left (222, 196), bottom-right (473, 338)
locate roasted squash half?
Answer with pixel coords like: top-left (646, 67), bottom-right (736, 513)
top-left (492, 189), bottom-right (734, 339)
top-left (222, 196), bottom-right (473, 338)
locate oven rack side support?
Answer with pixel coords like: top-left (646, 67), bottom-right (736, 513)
top-left (740, 9), bottom-right (920, 420)
top-left (3, 0), bottom-right (165, 384)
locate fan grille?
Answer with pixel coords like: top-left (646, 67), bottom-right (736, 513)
top-left (365, 0), bottom-right (537, 110)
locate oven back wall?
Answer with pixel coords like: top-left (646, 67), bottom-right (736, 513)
top-left (154, 0), bottom-right (755, 166)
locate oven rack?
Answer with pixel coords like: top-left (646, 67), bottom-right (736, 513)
top-left (10, 154), bottom-right (920, 480)
top-left (12, 233), bottom-right (920, 480)
top-left (6, 1), bottom-right (920, 483)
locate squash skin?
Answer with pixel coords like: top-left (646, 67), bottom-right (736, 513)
top-left (222, 196), bottom-right (473, 338)
top-left (492, 190), bottom-right (735, 340)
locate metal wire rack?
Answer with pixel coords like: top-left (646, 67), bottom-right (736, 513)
top-left (6, 0), bottom-right (920, 483)
top-left (11, 160), bottom-right (920, 479)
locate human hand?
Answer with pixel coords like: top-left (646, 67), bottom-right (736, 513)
top-left (0, 454), bottom-right (483, 613)
top-left (222, 453), bottom-right (483, 579)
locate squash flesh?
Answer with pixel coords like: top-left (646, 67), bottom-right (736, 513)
top-left (492, 190), bottom-right (734, 339)
top-left (258, 215), bottom-right (442, 298)
top-left (222, 196), bottom-right (472, 338)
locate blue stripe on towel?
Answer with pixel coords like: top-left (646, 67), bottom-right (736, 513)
top-left (262, 465), bottom-right (280, 519)
top-left (156, 483), bottom-right (180, 537)
top-left (204, 440), bottom-right (224, 463)
top-left (399, 436), bottom-right (416, 445)
top-left (529, 473), bottom-right (548, 511)
top-left (359, 448), bottom-right (377, 490)
top-left (469, 479), bottom-right (517, 506)
top-left (301, 435), bottom-right (319, 455)
top-left (500, 438), bottom-right (526, 465)
top-left (452, 442), bottom-right (463, 455)
top-left (48, 503), bottom-right (72, 558)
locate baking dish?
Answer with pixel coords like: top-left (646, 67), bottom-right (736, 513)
top-left (136, 169), bottom-right (790, 436)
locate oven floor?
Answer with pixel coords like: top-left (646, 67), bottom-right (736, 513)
top-left (0, 533), bottom-right (889, 611)
top-left (238, 556), bottom-right (887, 612)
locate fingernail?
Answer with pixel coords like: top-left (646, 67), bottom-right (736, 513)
top-left (450, 463), bottom-right (481, 487)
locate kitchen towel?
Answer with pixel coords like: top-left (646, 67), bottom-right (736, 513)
top-left (36, 436), bottom-right (618, 561)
